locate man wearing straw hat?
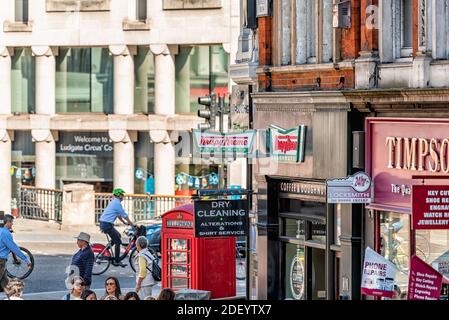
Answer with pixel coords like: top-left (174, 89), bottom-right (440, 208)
top-left (70, 232), bottom-right (95, 289)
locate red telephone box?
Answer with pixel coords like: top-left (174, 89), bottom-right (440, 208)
top-left (161, 204), bottom-right (236, 299)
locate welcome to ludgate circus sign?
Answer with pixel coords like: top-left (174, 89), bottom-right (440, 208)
top-left (57, 132), bottom-right (113, 155)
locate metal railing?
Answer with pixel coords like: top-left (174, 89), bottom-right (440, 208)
top-left (18, 185), bottom-right (63, 222)
top-left (94, 193), bottom-right (193, 223)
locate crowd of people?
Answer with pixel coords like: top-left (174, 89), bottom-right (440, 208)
top-left (0, 189), bottom-right (178, 301)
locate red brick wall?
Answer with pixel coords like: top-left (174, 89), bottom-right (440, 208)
top-left (258, 16), bottom-right (272, 66)
top-left (269, 69), bottom-right (354, 91)
top-left (360, 0), bottom-right (379, 51)
top-left (341, 0), bottom-right (361, 59)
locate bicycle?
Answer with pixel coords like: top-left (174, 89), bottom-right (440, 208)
top-left (6, 247), bottom-right (35, 280)
top-left (91, 225), bottom-right (155, 275)
top-left (236, 242), bottom-right (246, 281)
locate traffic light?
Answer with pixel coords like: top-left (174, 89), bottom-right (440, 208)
top-left (197, 93), bottom-right (218, 131)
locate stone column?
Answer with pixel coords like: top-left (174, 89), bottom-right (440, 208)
top-left (0, 47), bottom-right (12, 115)
top-left (110, 45), bottom-right (136, 115)
top-left (32, 129), bottom-right (57, 190)
top-left (0, 129), bottom-right (12, 215)
top-left (32, 46), bottom-right (57, 115)
top-left (150, 130), bottom-right (176, 196)
top-left (151, 44), bottom-right (176, 116)
top-left (150, 45), bottom-right (177, 196)
top-left (109, 130), bottom-right (137, 195)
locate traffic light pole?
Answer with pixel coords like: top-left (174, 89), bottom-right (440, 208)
top-left (218, 96), bottom-right (225, 189)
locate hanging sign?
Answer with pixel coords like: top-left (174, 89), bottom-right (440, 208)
top-left (256, 0), bottom-right (270, 17)
top-left (193, 130), bottom-right (256, 156)
top-left (408, 255), bottom-right (443, 300)
top-left (194, 200), bottom-right (249, 238)
top-left (268, 125), bottom-right (306, 163)
top-left (412, 185), bottom-right (449, 230)
top-left (327, 172), bottom-right (373, 204)
top-left (361, 247), bottom-right (399, 298)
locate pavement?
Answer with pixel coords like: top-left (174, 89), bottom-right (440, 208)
top-left (0, 218), bottom-right (247, 300)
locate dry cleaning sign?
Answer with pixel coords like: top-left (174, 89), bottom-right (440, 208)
top-left (194, 200), bottom-right (248, 238)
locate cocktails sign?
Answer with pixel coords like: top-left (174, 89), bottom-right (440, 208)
top-left (268, 125), bottom-right (306, 163)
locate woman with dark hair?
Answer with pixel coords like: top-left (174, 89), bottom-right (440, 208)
top-left (101, 276), bottom-right (124, 300)
top-left (157, 288), bottom-right (176, 300)
top-left (124, 291), bottom-right (140, 300)
top-left (81, 289), bottom-right (97, 300)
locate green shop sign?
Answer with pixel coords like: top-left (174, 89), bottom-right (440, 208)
top-left (268, 124), bottom-right (306, 163)
top-left (193, 130), bottom-right (256, 156)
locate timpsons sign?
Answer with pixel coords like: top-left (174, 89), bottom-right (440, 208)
top-left (366, 118), bottom-right (449, 211)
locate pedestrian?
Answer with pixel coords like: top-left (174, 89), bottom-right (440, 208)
top-left (134, 236), bottom-right (156, 299)
top-left (62, 276), bottom-right (85, 300)
top-left (144, 296), bottom-right (156, 300)
top-left (0, 215), bottom-right (32, 292)
top-left (3, 278), bottom-right (24, 300)
top-left (101, 276), bottom-right (124, 300)
top-left (81, 289), bottom-right (97, 300)
top-left (124, 291), bottom-right (140, 300)
top-left (70, 232), bottom-right (95, 289)
top-left (103, 295), bottom-right (118, 300)
top-left (157, 288), bottom-right (176, 300)
top-left (99, 188), bottom-right (136, 267)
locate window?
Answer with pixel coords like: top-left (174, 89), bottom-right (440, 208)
top-left (175, 45), bottom-right (228, 114)
top-left (136, 0), bottom-right (147, 22)
top-left (11, 48), bottom-right (35, 114)
top-left (56, 48), bottom-right (113, 113)
top-left (276, 0), bottom-right (333, 66)
top-left (401, 0), bottom-right (413, 57)
top-left (15, 0), bottom-right (29, 23)
top-left (134, 47), bottom-right (155, 113)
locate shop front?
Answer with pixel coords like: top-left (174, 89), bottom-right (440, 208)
top-left (252, 92), bottom-right (363, 300)
top-left (365, 118), bottom-right (449, 299)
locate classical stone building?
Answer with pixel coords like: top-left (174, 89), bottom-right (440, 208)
top-left (0, 0), bottom-right (240, 215)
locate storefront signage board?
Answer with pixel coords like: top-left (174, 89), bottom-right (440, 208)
top-left (327, 172), bottom-right (373, 204)
top-left (412, 185), bottom-right (449, 230)
top-left (193, 200), bottom-right (248, 238)
top-left (57, 132), bottom-right (113, 155)
top-left (193, 130), bottom-right (255, 156)
top-left (268, 125), bottom-right (306, 163)
top-left (256, 0), bottom-right (270, 17)
top-left (361, 247), bottom-right (399, 298)
top-left (366, 118), bottom-right (449, 211)
top-left (408, 255), bottom-right (443, 300)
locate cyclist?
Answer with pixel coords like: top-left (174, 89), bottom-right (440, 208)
top-left (0, 215), bottom-right (32, 291)
top-left (99, 188), bottom-right (136, 267)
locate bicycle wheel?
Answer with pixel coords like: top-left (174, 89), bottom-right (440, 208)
top-left (6, 247), bottom-right (34, 280)
top-left (236, 257), bottom-right (246, 281)
top-left (91, 243), bottom-right (112, 275)
top-left (129, 247), bottom-right (138, 273)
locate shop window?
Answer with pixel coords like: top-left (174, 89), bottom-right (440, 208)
top-left (134, 47), bottom-right (155, 114)
top-left (56, 48), bottom-right (113, 114)
top-left (175, 45), bottom-right (228, 114)
top-left (284, 243), bottom-right (306, 300)
top-left (379, 211), bottom-right (410, 300)
top-left (134, 132), bottom-right (154, 195)
top-left (11, 48), bottom-right (35, 114)
top-left (11, 131), bottom-right (36, 213)
top-left (283, 218), bottom-right (305, 240)
top-left (15, 0), bottom-right (29, 23)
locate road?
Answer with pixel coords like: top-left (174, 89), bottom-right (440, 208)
top-left (0, 221), bottom-right (246, 300)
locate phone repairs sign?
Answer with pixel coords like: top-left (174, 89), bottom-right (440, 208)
top-left (194, 200), bottom-right (248, 238)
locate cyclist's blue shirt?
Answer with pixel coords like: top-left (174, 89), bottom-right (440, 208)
top-left (99, 198), bottom-right (128, 224)
top-left (0, 227), bottom-right (30, 263)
